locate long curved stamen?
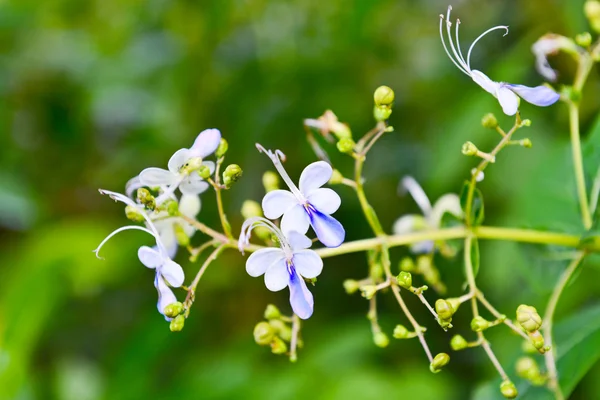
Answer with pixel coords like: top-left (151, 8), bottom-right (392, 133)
top-left (256, 143), bottom-right (305, 201)
top-left (445, 6), bottom-right (470, 72)
top-left (454, 19), bottom-right (468, 67)
top-left (239, 216), bottom-right (292, 256)
top-left (400, 176), bottom-right (433, 216)
top-left (94, 225), bottom-right (156, 259)
top-left (439, 14), bottom-right (470, 76)
top-left (466, 25), bottom-right (509, 70)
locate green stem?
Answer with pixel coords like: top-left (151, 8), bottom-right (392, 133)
top-left (214, 159), bottom-right (234, 239)
top-left (568, 102), bottom-right (592, 230)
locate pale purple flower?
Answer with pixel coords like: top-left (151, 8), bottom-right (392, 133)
top-left (531, 34), bottom-right (585, 82)
top-left (439, 6), bottom-right (560, 116)
top-left (239, 217), bottom-right (323, 319)
top-left (257, 144), bottom-right (345, 248)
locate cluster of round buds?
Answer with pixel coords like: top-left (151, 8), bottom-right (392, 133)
top-left (399, 256), bottom-right (446, 294)
top-left (253, 305), bottom-right (300, 359)
top-left (164, 302), bottom-right (185, 332)
top-left (435, 298), bottom-right (461, 330)
top-left (516, 304), bottom-right (549, 353)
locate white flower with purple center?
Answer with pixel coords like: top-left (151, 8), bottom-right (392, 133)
top-left (94, 189), bottom-right (185, 319)
top-left (439, 6), bottom-right (560, 116)
top-left (139, 128), bottom-right (221, 203)
top-left (257, 144), bottom-right (345, 248)
top-left (393, 177), bottom-right (462, 253)
top-left (239, 217), bottom-right (323, 319)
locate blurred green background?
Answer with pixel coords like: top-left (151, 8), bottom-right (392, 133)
top-left (1, 0), bottom-right (600, 399)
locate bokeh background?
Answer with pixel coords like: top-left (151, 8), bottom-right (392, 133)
top-left (1, 0), bottom-right (600, 398)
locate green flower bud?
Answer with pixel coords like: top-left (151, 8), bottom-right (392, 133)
top-left (332, 124), bottom-right (352, 141)
top-left (163, 302), bottom-right (184, 318)
top-left (576, 32), bottom-right (592, 47)
top-left (374, 85), bottom-right (395, 107)
top-left (500, 380), bottom-right (518, 399)
top-left (585, 1), bottom-right (600, 32)
top-left (393, 324), bottom-right (410, 339)
top-left (197, 165), bottom-right (212, 180)
top-left (329, 169), bottom-right (344, 184)
top-left (262, 171), bottom-right (280, 192)
top-left (450, 334), bottom-right (468, 351)
top-left (125, 205), bottom-right (145, 222)
top-left (528, 330), bottom-right (546, 351)
top-left (516, 305), bottom-right (542, 332)
top-left (429, 353), bottom-right (450, 373)
top-left (461, 141), bottom-right (479, 156)
top-left (373, 105), bottom-right (392, 122)
top-left (241, 200), bottom-right (262, 219)
top-left (516, 356), bottom-right (540, 380)
top-left (369, 262), bottom-right (384, 281)
top-left (169, 314), bottom-right (185, 332)
top-left (269, 319), bottom-right (292, 342)
top-left (264, 304), bottom-right (281, 320)
top-left (435, 299), bottom-right (458, 321)
top-left (522, 339), bottom-right (538, 354)
top-left (174, 223), bottom-right (190, 247)
top-left (481, 113), bottom-right (498, 129)
top-left (373, 332), bottom-right (390, 348)
top-left (360, 285), bottom-right (377, 300)
top-left (397, 271), bottom-right (412, 289)
top-left (223, 164), bottom-right (243, 187)
top-left (137, 188), bottom-right (156, 210)
top-left (343, 279), bottom-right (360, 294)
top-left (215, 138), bottom-right (229, 158)
top-left (520, 138), bottom-right (532, 148)
top-left (271, 336), bottom-right (288, 354)
top-left (182, 157), bottom-right (204, 174)
top-left (399, 257), bottom-right (416, 272)
top-left (336, 137), bottom-right (356, 154)
top-left (471, 316), bottom-right (491, 332)
top-left (253, 321), bottom-right (275, 345)
top-left (520, 119), bottom-right (532, 127)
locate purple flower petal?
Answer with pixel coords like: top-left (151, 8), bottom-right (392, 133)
top-left (246, 248), bottom-right (285, 277)
top-left (262, 190), bottom-right (297, 219)
top-left (299, 161), bottom-right (333, 195)
top-left (138, 246), bottom-right (162, 269)
top-left (292, 250), bottom-right (323, 279)
top-left (264, 259), bottom-right (290, 291)
top-left (306, 188), bottom-right (341, 215)
top-left (288, 268), bottom-right (314, 319)
top-left (189, 129), bottom-right (221, 158)
top-left (506, 84), bottom-right (560, 107)
top-left (308, 207), bottom-right (345, 248)
top-left (280, 204), bottom-right (310, 235)
top-left (160, 259), bottom-right (185, 287)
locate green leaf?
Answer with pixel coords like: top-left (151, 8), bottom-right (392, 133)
top-left (471, 237), bottom-right (480, 279)
top-left (460, 181), bottom-right (485, 226)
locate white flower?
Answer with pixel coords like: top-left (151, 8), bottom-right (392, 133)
top-left (257, 144), bottom-right (345, 248)
top-left (439, 6), bottom-right (560, 115)
top-left (94, 189), bottom-right (184, 318)
top-left (139, 128), bottom-right (221, 203)
top-left (239, 217), bottom-right (323, 319)
top-left (531, 34), bottom-right (585, 82)
top-left (393, 177), bottom-right (462, 253)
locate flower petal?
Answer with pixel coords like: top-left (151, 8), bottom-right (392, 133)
top-left (471, 70), bottom-right (499, 95)
top-left (125, 176), bottom-right (144, 199)
top-left (306, 188), bottom-right (341, 215)
top-left (410, 240), bottom-right (435, 254)
top-left (496, 86), bottom-right (520, 116)
top-left (292, 250), bottom-right (323, 279)
top-left (179, 194), bottom-right (201, 217)
top-left (202, 161), bottom-right (216, 175)
top-left (299, 161), bottom-right (333, 195)
top-left (429, 194), bottom-right (462, 228)
top-left (168, 148), bottom-right (191, 173)
top-left (155, 273), bottom-right (178, 316)
top-left (308, 208), bottom-right (345, 248)
top-left (155, 224), bottom-right (178, 259)
top-left (138, 246), bottom-right (163, 269)
top-left (288, 269), bottom-right (314, 319)
top-left (287, 231), bottom-right (312, 251)
top-left (281, 204), bottom-right (311, 236)
top-left (262, 190), bottom-right (297, 219)
top-left (189, 129), bottom-right (221, 158)
top-left (180, 174), bottom-right (210, 195)
top-left (139, 167), bottom-right (177, 186)
top-left (506, 84), bottom-right (560, 107)
top-left (160, 259), bottom-right (185, 287)
top-left (392, 214), bottom-right (426, 235)
top-left (246, 248), bottom-right (285, 277)
top-left (401, 176), bottom-right (432, 216)
top-left (264, 259), bottom-right (290, 291)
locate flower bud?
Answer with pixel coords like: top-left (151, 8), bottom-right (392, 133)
top-left (429, 353), bottom-right (450, 373)
top-left (336, 138), bottom-right (356, 154)
top-left (254, 321), bottom-right (275, 345)
top-left (174, 223), bottom-right (190, 247)
top-left (360, 285), bottom-right (377, 300)
top-left (373, 105), bottom-right (392, 122)
top-left (516, 356), bottom-right (540, 380)
top-left (264, 304), bottom-right (281, 320)
top-left (520, 119), bottom-right (532, 127)
top-left (241, 200), bottom-right (262, 219)
top-left (332, 123), bottom-right (352, 141)
top-left (520, 138), bottom-right (532, 148)
top-left (262, 171), bottom-right (280, 192)
top-left (373, 332), bottom-right (390, 348)
top-left (369, 262), bottom-right (384, 281)
top-left (223, 164), bottom-right (243, 187)
top-left (169, 314), bottom-right (185, 332)
top-left (585, 1), bottom-right (600, 33)
top-left (528, 330), bottom-right (546, 351)
top-left (576, 32), bottom-right (592, 47)
top-left (471, 316), bottom-right (491, 332)
top-left (374, 85), bottom-right (395, 107)
top-left (184, 157), bottom-right (204, 174)
top-left (435, 299), bottom-right (457, 321)
top-left (393, 324), bottom-right (411, 339)
top-left (164, 302), bottom-right (184, 318)
top-left (399, 257), bottom-right (416, 272)
top-left (481, 113), bottom-right (498, 129)
top-left (450, 334), bottom-right (468, 351)
top-left (343, 279), bottom-right (360, 294)
top-left (522, 340), bottom-right (538, 354)
top-left (197, 165), bottom-right (212, 180)
top-left (329, 169), bottom-right (344, 184)
top-left (516, 305), bottom-right (542, 332)
top-left (215, 138), bottom-right (228, 157)
top-left (461, 141), bottom-right (479, 156)
top-left (125, 205), bottom-right (145, 222)
top-left (397, 271), bottom-right (412, 289)
top-left (137, 188), bottom-right (156, 210)
top-left (269, 319), bottom-right (292, 342)
top-left (500, 380), bottom-right (518, 399)
top-left (270, 336), bottom-right (288, 354)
